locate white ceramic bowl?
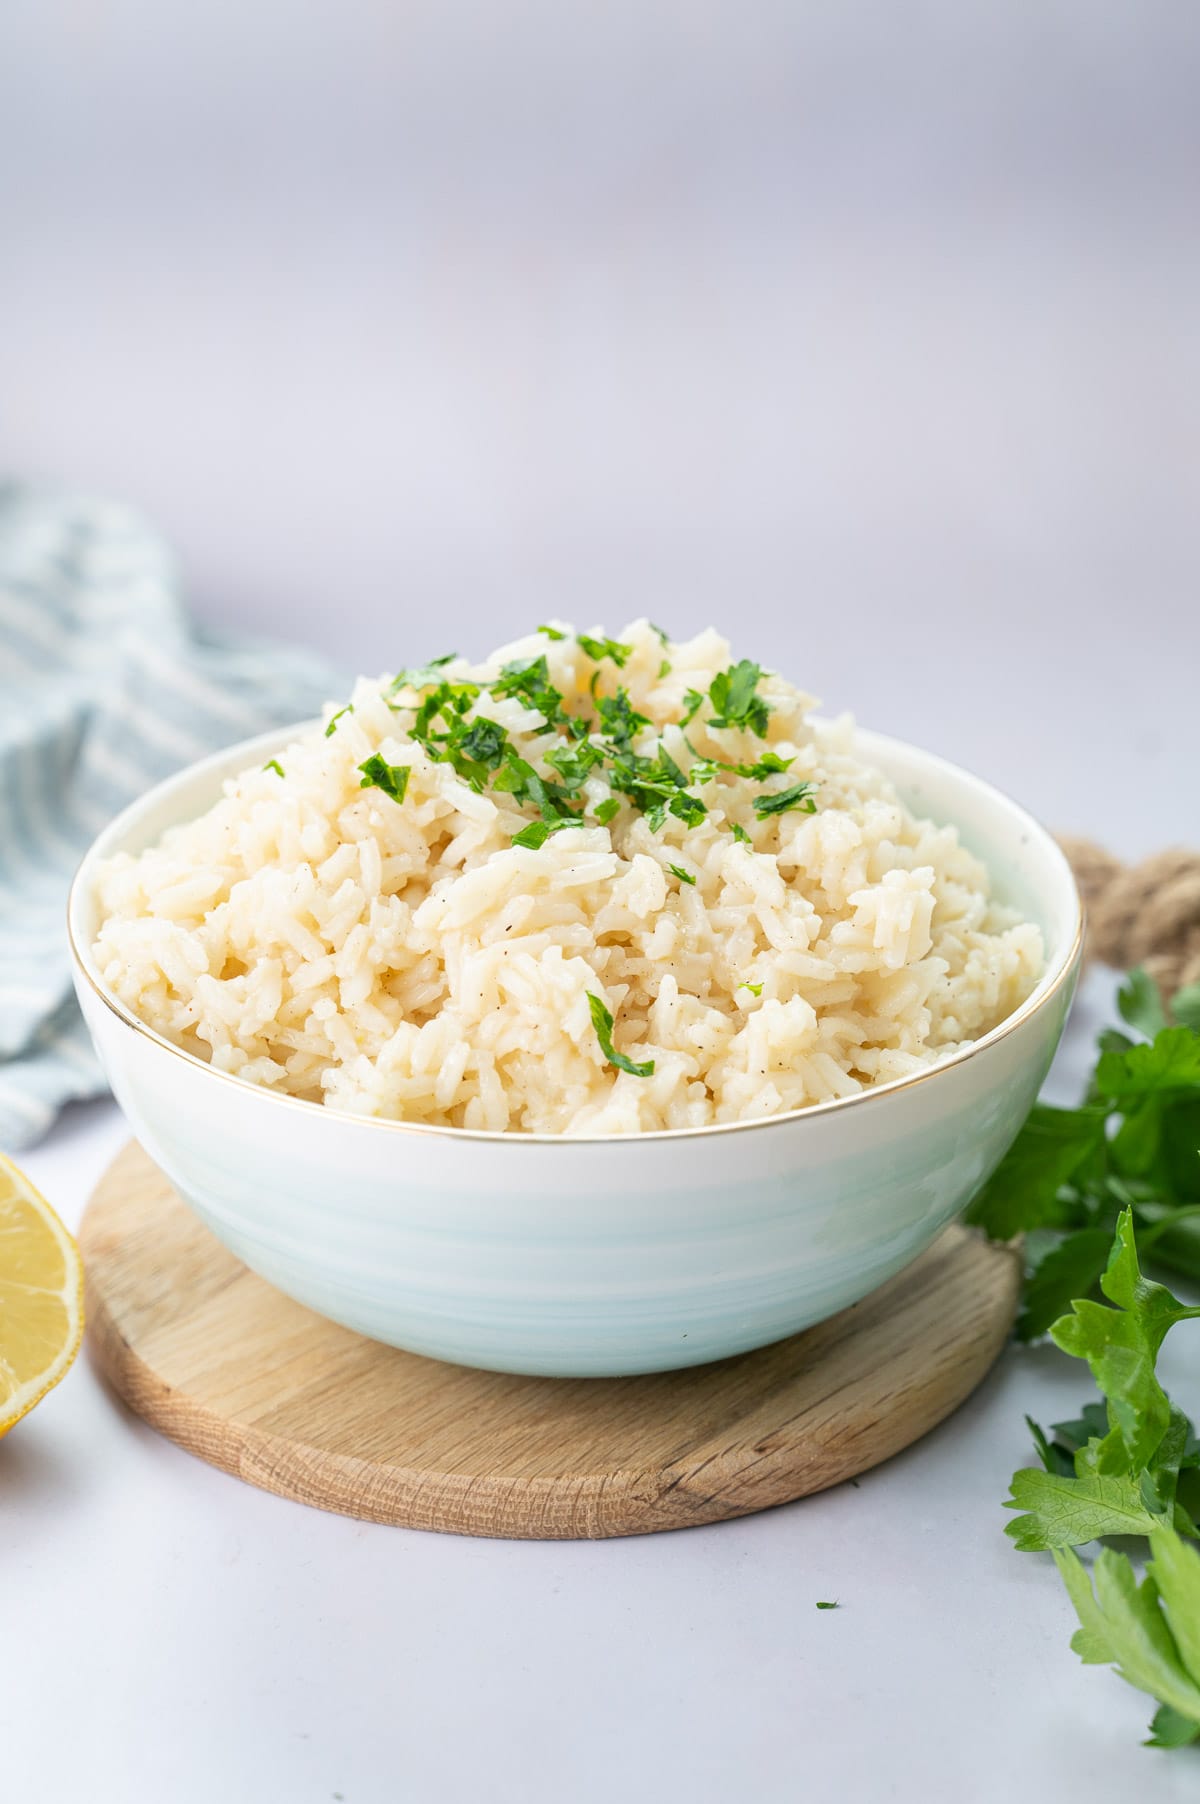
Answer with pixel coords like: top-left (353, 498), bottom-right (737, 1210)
top-left (69, 723), bottom-right (1082, 1377)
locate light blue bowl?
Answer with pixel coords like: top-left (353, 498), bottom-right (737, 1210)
top-left (69, 723), bottom-right (1081, 1377)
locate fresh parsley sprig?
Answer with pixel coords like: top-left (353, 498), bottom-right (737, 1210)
top-left (969, 969), bottom-right (1200, 1337)
top-left (1006, 1210), bottom-right (1200, 1747)
top-left (1055, 1529), bottom-right (1200, 1748)
top-left (989, 976), bottom-right (1200, 1748)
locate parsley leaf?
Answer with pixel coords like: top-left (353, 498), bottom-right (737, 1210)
top-left (752, 782), bottom-right (818, 820)
top-left (1173, 985), bottom-right (1200, 1034)
top-left (734, 752), bottom-right (795, 780)
top-left (544, 738), bottom-right (604, 794)
top-left (595, 689), bottom-right (650, 752)
top-left (1005, 1197), bottom-right (1200, 1746)
top-left (1054, 1536), bottom-right (1200, 1745)
top-left (357, 755), bottom-right (410, 804)
top-left (966, 1104), bottom-right (1108, 1240)
top-left (739, 981), bottom-right (763, 997)
top-left (1051, 1211), bottom-right (1200, 1474)
top-left (492, 747), bottom-right (580, 824)
top-left (586, 992), bottom-right (655, 1078)
top-left (815, 1601), bottom-right (840, 1610)
top-left (1006, 1467), bottom-right (1164, 1550)
top-left (668, 791), bottom-right (708, 828)
top-left (537, 624), bottom-right (567, 640)
top-left (731, 822), bottom-right (752, 844)
top-left (324, 704), bottom-right (354, 737)
top-left (668, 863), bottom-right (696, 886)
top-left (1119, 968), bottom-right (1170, 1041)
top-left (490, 655), bottom-right (567, 728)
top-left (1017, 1226), bottom-right (1116, 1343)
top-left (708, 660), bottom-right (771, 736)
top-left (416, 714), bottom-right (502, 791)
top-left (578, 634), bottom-right (632, 668)
top-left (1095, 1029), bottom-right (1200, 1105)
top-left (685, 744), bottom-right (795, 785)
top-left (593, 797), bottom-right (621, 826)
top-left (263, 759), bottom-right (285, 778)
top-left (680, 688), bottom-right (705, 725)
top-left (388, 654), bottom-right (458, 694)
top-left (511, 818), bottom-right (584, 850)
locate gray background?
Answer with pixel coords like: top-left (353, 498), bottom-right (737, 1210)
top-left (3, 0), bottom-right (1199, 853)
top-left (4, 9), bottom-right (1200, 1800)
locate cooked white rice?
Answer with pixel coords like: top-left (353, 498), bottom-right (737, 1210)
top-left (91, 622), bottom-right (1044, 1134)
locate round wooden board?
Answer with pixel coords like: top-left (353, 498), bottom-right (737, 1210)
top-left (81, 1141), bottom-right (1021, 1540)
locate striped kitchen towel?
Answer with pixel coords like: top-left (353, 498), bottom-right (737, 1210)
top-left (0, 487), bottom-right (342, 1150)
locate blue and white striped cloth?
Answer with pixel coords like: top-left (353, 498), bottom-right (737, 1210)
top-left (0, 487), bottom-right (341, 1151)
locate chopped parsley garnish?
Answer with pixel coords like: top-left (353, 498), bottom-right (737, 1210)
top-left (707, 659), bottom-right (771, 736)
top-left (511, 818), bottom-right (584, 849)
top-left (595, 688), bottom-right (650, 752)
top-left (974, 977), bottom-right (1200, 1749)
top-left (544, 738), bottom-right (604, 794)
top-left (492, 746), bottom-right (581, 825)
top-left (456, 716), bottom-right (508, 770)
top-left (357, 755), bottom-right (410, 804)
top-left (356, 629), bottom-right (816, 848)
top-left (578, 634), bottom-right (632, 668)
top-left (667, 791), bottom-right (708, 828)
top-left (388, 654), bottom-right (458, 694)
top-left (815, 1601), bottom-right (839, 1611)
top-left (668, 863), bottom-right (696, 885)
top-left (393, 680), bottom-right (501, 790)
top-left (753, 782), bottom-right (818, 819)
top-left (739, 981), bottom-right (763, 996)
top-left (731, 822), bottom-right (752, 844)
top-left (657, 659), bottom-right (671, 680)
top-left (586, 992), bottom-right (655, 1078)
top-left (650, 622), bottom-right (671, 645)
top-left (263, 759), bottom-right (285, 777)
top-left (324, 704), bottom-right (354, 737)
top-left (490, 655), bottom-right (566, 728)
top-left (684, 743), bottom-right (795, 786)
top-left (657, 745), bottom-right (688, 787)
top-left (733, 752), bottom-right (794, 779)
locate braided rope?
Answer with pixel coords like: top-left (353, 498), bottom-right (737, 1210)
top-left (1058, 836), bottom-right (1200, 1001)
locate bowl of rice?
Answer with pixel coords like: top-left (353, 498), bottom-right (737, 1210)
top-left (69, 622), bottom-right (1082, 1376)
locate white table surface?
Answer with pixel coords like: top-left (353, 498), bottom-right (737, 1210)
top-left (5, 4), bottom-right (1200, 1795)
top-left (5, 968), bottom-right (1200, 1804)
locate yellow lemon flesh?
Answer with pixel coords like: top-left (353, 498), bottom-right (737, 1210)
top-left (0, 1152), bottom-right (84, 1437)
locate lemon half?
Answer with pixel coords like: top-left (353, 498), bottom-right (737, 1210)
top-left (0, 1151), bottom-right (84, 1436)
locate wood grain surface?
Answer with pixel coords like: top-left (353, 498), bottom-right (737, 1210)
top-left (81, 1140), bottom-right (1022, 1540)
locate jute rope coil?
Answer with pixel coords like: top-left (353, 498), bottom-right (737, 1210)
top-left (1058, 836), bottom-right (1200, 1000)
